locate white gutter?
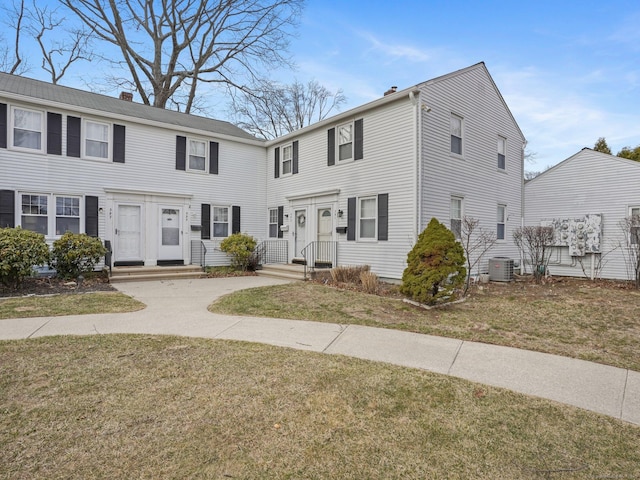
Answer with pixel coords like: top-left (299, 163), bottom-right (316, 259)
top-left (409, 90), bottom-right (421, 242)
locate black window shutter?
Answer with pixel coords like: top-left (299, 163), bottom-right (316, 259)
top-left (274, 147), bottom-right (280, 178)
top-left (47, 112), bottom-right (62, 155)
top-left (347, 197), bottom-right (356, 241)
top-left (176, 136), bottom-right (186, 170)
top-left (293, 140), bottom-right (299, 174)
top-left (354, 118), bottom-right (364, 160)
top-left (232, 205), bottom-right (241, 234)
top-left (377, 193), bottom-right (388, 241)
top-left (67, 116), bottom-right (81, 157)
top-left (0, 103), bottom-right (7, 148)
top-left (0, 190), bottom-right (15, 228)
top-left (327, 128), bottom-right (335, 166)
top-left (85, 196), bottom-right (99, 237)
top-left (113, 124), bottom-right (126, 163)
top-left (201, 204), bottom-right (211, 239)
top-left (210, 141), bottom-right (219, 174)
top-left (277, 206), bottom-right (284, 239)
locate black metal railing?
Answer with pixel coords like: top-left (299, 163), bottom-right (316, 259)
top-left (253, 240), bottom-right (288, 266)
top-left (190, 240), bottom-right (207, 268)
top-left (301, 241), bottom-right (337, 279)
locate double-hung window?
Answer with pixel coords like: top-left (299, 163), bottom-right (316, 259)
top-left (281, 144), bottom-right (293, 175)
top-left (497, 136), bottom-right (506, 170)
top-left (497, 204), bottom-right (506, 240)
top-left (269, 208), bottom-right (279, 238)
top-left (188, 139), bottom-right (207, 172)
top-left (213, 206), bottom-right (229, 237)
top-left (359, 196), bottom-right (377, 240)
top-left (450, 114), bottom-right (463, 155)
top-left (12, 107), bottom-right (43, 151)
top-left (55, 196), bottom-right (80, 235)
top-left (85, 120), bottom-right (110, 159)
top-left (631, 207), bottom-right (640, 245)
top-left (338, 123), bottom-right (353, 161)
top-left (450, 196), bottom-right (463, 239)
top-left (21, 194), bottom-right (48, 235)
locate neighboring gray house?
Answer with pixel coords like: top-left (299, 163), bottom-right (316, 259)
top-left (525, 148), bottom-right (640, 281)
top-left (0, 62), bottom-right (525, 280)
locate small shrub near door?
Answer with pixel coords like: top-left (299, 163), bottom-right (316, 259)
top-left (0, 227), bottom-right (51, 289)
top-left (401, 218), bottom-right (466, 305)
top-left (51, 232), bottom-right (107, 280)
top-left (219, 233), bottom-right (257, 271)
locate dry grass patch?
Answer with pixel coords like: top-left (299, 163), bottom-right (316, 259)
top-left (0, 292), bottom-right (145, 319)
top-left (1, 335), bottom-right (639, 479)
top-left (210, 278), bottom-right (640, 371)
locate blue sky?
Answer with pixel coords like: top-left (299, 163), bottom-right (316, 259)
top-left (12, 0), bottom-right (640, 173)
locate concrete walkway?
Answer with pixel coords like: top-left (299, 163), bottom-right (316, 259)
top-left (1, 276), bottom-right (638, 426)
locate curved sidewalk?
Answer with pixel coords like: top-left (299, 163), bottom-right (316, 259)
top-left (1, 276), bottom-right (638, 426)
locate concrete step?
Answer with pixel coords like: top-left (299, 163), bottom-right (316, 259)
top-left (256, 263), bottom-right (306, 281)
top-left (110, 265), bottom-right (204, 283)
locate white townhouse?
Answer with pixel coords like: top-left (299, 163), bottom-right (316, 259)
top-left (525, 148), bottom-right (640, 281)
top-left (0, 62), bottom-right (525, 280)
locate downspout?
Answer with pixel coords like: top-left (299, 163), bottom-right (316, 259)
top-left (520, 142), bottom-right (526, 274)
top-left (409, 90), bottom-right (421, 242)
top-left (590, 253), bottom-right (595, 280)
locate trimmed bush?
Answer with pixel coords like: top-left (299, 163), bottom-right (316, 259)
top-left (219, 233), bottom-right (257, 271)
top-left (0, 227), bottom-right (51, 289)
top-left (401, 218), bottom-right (466, 305)
top-left (51, 232), bottom-right (107, 280)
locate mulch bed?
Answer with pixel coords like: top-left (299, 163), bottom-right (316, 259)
top-left (0, 276), bottom-right (116, 298)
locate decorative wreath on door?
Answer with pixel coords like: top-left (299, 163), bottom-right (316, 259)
top-left (297, 214), bottom-right (306, 226)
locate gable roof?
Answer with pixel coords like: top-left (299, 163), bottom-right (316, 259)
top-left (0, 72), bottom-right (260, 143)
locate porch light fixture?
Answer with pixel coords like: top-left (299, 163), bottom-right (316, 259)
top-left (337, 210), bottom-right (344, 218)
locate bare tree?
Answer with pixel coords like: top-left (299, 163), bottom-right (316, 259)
top-left (618, 215), bottom-right (640, 288)
top-left (0, 0), bottom-right (28, 75)
top-left (60, 0), bottom-right (304, 113)
top-left (460, 216), bottom-right (496, 295)
top-left (29, 2), bottom-right (93, 84)
top-left (228, 79), bottom-right (347, 139)
top-left (513, 226), bottom-right (554, 283)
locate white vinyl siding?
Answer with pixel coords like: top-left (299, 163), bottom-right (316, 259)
top-left (84, 120), bottom-right (110, 160)
top-left (11, 107), bottom-right (43, 152)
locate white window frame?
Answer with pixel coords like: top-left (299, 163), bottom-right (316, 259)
top-left (187, 138), bottom-right (208, 173)
top-left (450, 113), bottom-right (463, 156)
top-left (20, 193), bottom-right (49, 235)
top-left (10, 106), bottom-right (44, 153)
top-left (82, 119), bottom-right (111, 161)
top-left (268, 208), bottom-right (279, 238)
top-left (19, 193), bottom-right (83, 238)
top-left (450, 196), bottom-right (463, 240)
top-left (212, 206), bottom-right (229, 238)
top-left (338, 122), bottom-right (354, 162)
top-left (358, 196), bottom-right (377, 241)
top-left (281, 143), bottom-right (293, 176)
top-left (497, 204), bottom-right (506, 241)
top-left (630, 206), bottom-right (640, 245)
top-left (497, 135), bottom-right (506, 170)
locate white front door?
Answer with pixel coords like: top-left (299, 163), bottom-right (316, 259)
top-left (158, 206), bottom-right (183, 260)
top-left (294, 209), bottom-right (307, 259)
top-left (317, 207), bottom-right (333, 264)
top-left (116, 204), bottom-right (142, 262)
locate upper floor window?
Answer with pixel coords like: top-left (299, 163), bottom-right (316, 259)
top-left (12, 107), bottom-right (43, 151)
top-left (281, 144), bottom-right (293, 175)
top-left (630, 206), bottom-right (640, 245)
top-left (498, 136), bottom-right (506, 170)
top-left (450, 196), bottom-right (463, 239)
top-left (359, 196), bottom-right (377, 240)
top-left (450, 114), bottom-right (463, 155)
top-left (497, 204), bottom-right (506, 240)
top-left (269, 208), bottom-right (279, 238)
top-left (213, 206), bottom-right (229, 237)
top-left (84, 120), bottom-right (109, 159)
top-left (338, 123), bottom-right (353, 161)
top-left (188, 139), bottom-right (207, 171)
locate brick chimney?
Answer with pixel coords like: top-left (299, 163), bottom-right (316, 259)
top-left (119, 91), bottom-right (133, 102)
top-left (384, 86), bottom-right (398, 96)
